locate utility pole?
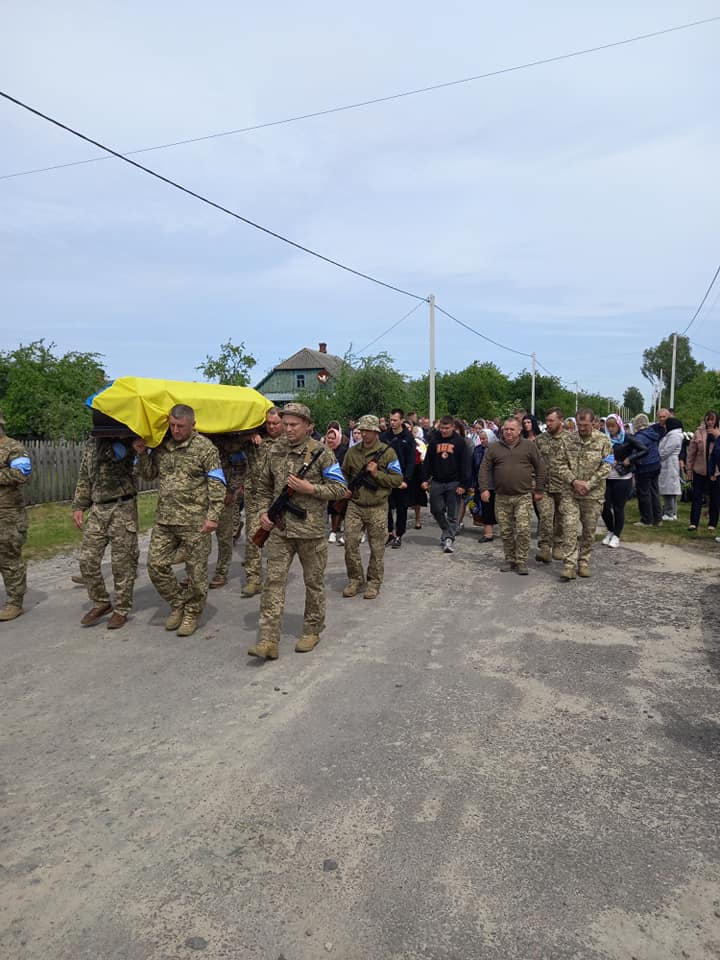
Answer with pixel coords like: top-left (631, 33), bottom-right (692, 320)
top-left (573, 381), bottom-right (579, 414)
top-left (657, 368), bottom-right (664, 418)
top-left (530, 352), bottom-right (536, 415)
top-left (428, 294), bottom-right (436, 424)
top-left (669, 332), bottom-right (678, 409)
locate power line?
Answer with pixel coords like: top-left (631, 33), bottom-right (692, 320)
top-left (356, 300), bottom-right (426, 355)
top-left (690, 339), bottom-right (720, 357)
top-left (2, 15), bottom-right (718, 182)
top-left (0, 90), bottom-right (427, 302)
top-left (681, 261), bottom-right (720, 334)
top-left (434, 304), bottom-right (532, 358)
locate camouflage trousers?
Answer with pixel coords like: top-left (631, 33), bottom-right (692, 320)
top-left (214, 501), bottom-right (234, 578)
top-left (0, 507), bottom-right (28, 606)
top-left (258, 534), bottom-right (328, 644)
top-left (344, 500), bottom-right (388, 588)
top-left (148, 523), bottom-right (211, 615)
top-left (79, 500), bottom-right (139, 615)
top-left (243, 493), bottom-right (263, 583)
top-left (537, 491), bottom-right (564, 552)
top-left (495, 493), bottom-right (533, 564)
top-left (560, 497), bottom-right (603, 568)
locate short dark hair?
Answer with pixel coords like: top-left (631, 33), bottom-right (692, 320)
top-left (439, 415), bottom-right (455, 426)
top-left (577, 407), bottom-right (594, 421)
top-left (169, 404), bottom-right (195, 421)
top-left (546, 406), bottom-right (563, 419)
top-left (390, 408), bottom-right (404, 418)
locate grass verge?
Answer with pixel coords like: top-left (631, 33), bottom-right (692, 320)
top-left (602, 498), bottom-right (718, 550)
top-left (24, 492), bottom-right (157, 563)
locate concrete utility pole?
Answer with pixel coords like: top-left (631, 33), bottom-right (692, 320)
top-left (669, 333), bottom-right (678, 409)
top-left (573, 381), bottom-right (579, 414)
top-left (531, 352), bottom-right (536, 415)
top-left (428, 294), bottom-right (436, 424)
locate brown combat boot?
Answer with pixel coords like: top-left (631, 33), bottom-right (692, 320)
top-left (248, 639), bottom-right (279, 660)
top-left (241, 579), bottom-right (261, 598)
top-left (499, 561), bottom-right (517, 572)
top-left (165, 605), bottom-right (185, 630)
top-left (209, 573), bottom-right (227, 589)
top-left (535, 547), bottom-right (551, 563)
top-left (71, 574), bottom-right (85, 585)
top-left (107, 612), bottom-right (128, 630)
top-left (363, 584), bottom-right (379, 600)
top-left (561, 564), bottom-right (577, 581)
top-left (342, 581), bottom-right (363, 598)
top-left (577, 562), bottom-right (591, 578)
top-left (515, 562), bottom-right (529, 576)
top-left (295, 634), bottom-right (320, 653)
top-left (0, 603), bottom-right (24, 622)
top-left (81, 602), bottom-right (112, 627)
top-left (177, 613), bottom-right (199, 637)
top-left (552, 547), bottom-right (564, 561)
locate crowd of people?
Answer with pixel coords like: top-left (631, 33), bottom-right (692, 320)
top-left (0, 402), bottom-right (717, 659)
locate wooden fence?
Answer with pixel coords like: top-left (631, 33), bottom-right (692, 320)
top-left (21, 440), bottom-right (157, 505)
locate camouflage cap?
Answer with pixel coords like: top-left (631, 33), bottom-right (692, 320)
top-left (280, 402), bottom-right (313, 422)
top-left (357, 414), bottom-right (381, 432)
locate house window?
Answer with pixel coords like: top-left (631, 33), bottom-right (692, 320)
top-left (295, 373), bottom-right (306, 389)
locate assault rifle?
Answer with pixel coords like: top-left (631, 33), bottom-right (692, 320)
top-left (252, 447), bottom-right (325, 547)
top-left (332, 445), bottom-right (389, 512)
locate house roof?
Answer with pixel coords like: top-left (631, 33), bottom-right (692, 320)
top-left (274, 347), bottom-right (345, 376)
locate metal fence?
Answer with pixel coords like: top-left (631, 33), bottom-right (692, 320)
top-left (21, 440), bottom-right (157, 505)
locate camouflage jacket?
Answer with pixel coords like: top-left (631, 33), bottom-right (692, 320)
top-left (557, 430), bottom-right (612, 501)
top-left (0, 434), bottom-right (32, 512)
top-left (72, 439), bottom-right (137, 511)
top-left (535, 429), bottom-right (569, 494)
top-left (210, 436), bottom-right (248, 494)
top-left (242, 434), bottom-right (278, 496)
top-left (136, 431), bottom-right (226, 526)
top-left (256, 436), bottom-right (347, 539)
top-left (341, 439), bottom-right (404, 507)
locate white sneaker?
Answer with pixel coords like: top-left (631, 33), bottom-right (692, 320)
top-left (359, 532), bottom-right (366, 544)
top-left (328, 531), bottom-right (337, 543)
top-left (715, 536), bottom-right (720, 543)
top-left (443, 539), bottom-right (454, 554)
top-left (338, 534), bottom-right (345, 545)
top-left (602, 532), bottom-right (612, 546)
top-left (661, 514), bottom-right (677, 522)
top-left (608, 534), bottom-right (620, 549)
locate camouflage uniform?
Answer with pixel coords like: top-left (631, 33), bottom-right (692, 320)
top-left (341, 436), bottom-right (403, 592)
top-left (136, 431), bottom-right (225, 615)
top-left (494, 493), bottom-right (533, 564)
top-left (535, 429), bottom-right (568, 555)
top-left (72, 439), bottom-right (139, 615)
top-left (242, 434), bottom-right (278, 585)
top-left (209, 438), bottom-right (247, 581)
top-left (255, 435), bottom-right (347, 648)
top-left (557, 431), bottom-right (612, 571)
top-left (0, 431), bottom-right (32, 611)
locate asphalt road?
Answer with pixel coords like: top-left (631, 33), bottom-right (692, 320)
top-left (2, 519), bottom-right (720, 960)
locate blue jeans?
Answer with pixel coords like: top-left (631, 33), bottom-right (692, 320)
top-left (429, 481), bottom-right (460, 540)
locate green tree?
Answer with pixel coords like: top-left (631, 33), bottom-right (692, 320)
top-left (641, 335), bottom-right (703, 392)
top-left (196, 339), bottom-right (257, 386)
top-left (675, 369), bottom-right (720, 430)
top-left (0, 340), bottom-right (106, 439)
top-left (623, 386), bottom-right (645, 416)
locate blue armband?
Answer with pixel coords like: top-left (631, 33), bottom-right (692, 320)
top-left (112, 441), bottom-right (127, 461)
top-left (322, 462), bottom-right (346, 484)
top-left (10, 456), bottom-right (32, 476)
top-left (387, 458), bottom-right (403, 474)
top-left (207, 468), bottom-right (227, 484)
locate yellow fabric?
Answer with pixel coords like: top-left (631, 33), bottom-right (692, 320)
top-left (90, 377), bottom-right (273, 447)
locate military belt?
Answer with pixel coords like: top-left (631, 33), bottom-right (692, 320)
top-left (93, 493), bottom-right (136, 506)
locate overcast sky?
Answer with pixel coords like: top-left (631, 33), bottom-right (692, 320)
top-left (2, 1), bottom-right (718, 410)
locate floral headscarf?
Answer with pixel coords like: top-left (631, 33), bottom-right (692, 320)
top-left (604, 413), bottom-right (625, 445)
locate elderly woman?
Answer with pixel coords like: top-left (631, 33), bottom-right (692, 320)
top-left (659, 417), bottom-right (684, 521)
top-left (471, 429), bottom-right (498, 543)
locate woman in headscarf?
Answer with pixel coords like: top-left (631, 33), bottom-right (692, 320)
top-left (325, 422), bottom-right (349, 543)
top-left (601, 413), bottom-right (647, 548)
top-left (658, 417), bottom-right (684, 521)
top-left (471, 428), bottom-right (498, 543)
top-left (564, 416), bottom-right (577, 433)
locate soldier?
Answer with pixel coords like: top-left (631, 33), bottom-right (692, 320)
top-left (134, 404), bottom-right (226, 637)
top-left (478, 418), bottom-right (545, 575)
top-left (247, 403), bottom-right (347, 661)
top-left (240, 407), bottom-right (283, 597)
top-left (535, 407), bottom-right (568, 563)
top-left (556, 407), bottom-right (612, 580)
top-left (207, 437), bottom-right (247, 589)
top-left (71, 436), bottom-right (139, 629)
top-left (0, 409), bottom-right (32, 621)
top-left (342, 414), bottom-right (404, 599)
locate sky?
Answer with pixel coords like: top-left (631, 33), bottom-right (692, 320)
top-left (2, 1), bottom-right (719, 411)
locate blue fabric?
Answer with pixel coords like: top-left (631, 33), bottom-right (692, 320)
top-left (10, 456), bottom-right (32, 476)
top-left (322, 462), bottom-right (347, 484)
top-left (207, 467), bottom-right (227, 484)
top-left (229, 451), bottom-right (247, 464)
top-left (386, 458), bottom-right (403, 475)
top-left (112, 441), bottom-right (127, 461)
top-left (633, 426), bottom-right (661, 475)
top-left (84, 380), bottom-right (115, 408)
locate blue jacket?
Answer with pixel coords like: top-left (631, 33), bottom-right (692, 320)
top-left (633, 425), bottom-right (662, 475)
